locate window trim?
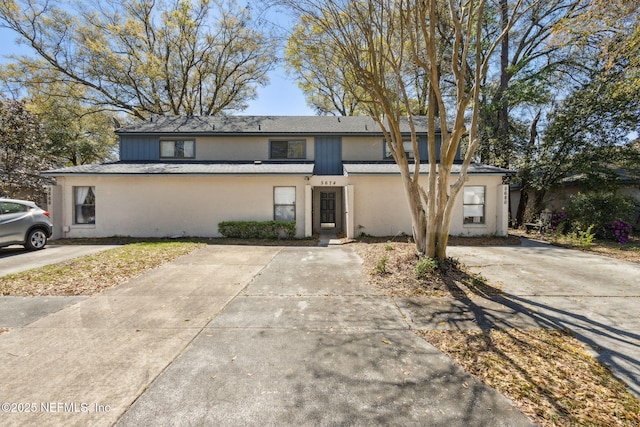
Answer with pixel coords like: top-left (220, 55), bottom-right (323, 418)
top-left (160, 139), bottom-right (196, 159)
top-left (273, 186), bottom-right (296, 222)
top-left (463, 185), bottom-right (486, 225)
top-left (73, 186), bottom-right (96, 225)
top-left (269, 139), bottom-right (306, 160)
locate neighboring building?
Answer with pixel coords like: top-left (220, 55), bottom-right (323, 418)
top-left (44, 116), bottom-right (512, 240)
top-left (510, 170), bottom-right (640, 229)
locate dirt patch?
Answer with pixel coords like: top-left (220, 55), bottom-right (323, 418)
top-left (353, 241), bottom-right (451, 297)
top-left (352, 238), bottom-right (508, 297)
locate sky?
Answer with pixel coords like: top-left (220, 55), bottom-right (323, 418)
top-left (243, 70), bottom-right (315, 116)
top-left (0, 25), bottom-right (316, 117)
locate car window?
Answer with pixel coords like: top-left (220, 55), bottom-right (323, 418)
top-left (0, 202), bottom-right (29, 215)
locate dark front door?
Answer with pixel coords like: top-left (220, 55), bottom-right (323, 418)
top-left (320, 192), bottom-right (336, 227)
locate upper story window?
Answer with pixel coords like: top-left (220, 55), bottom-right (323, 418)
top-left (160, 140), bottom-right (195, 159)
top-left (270, 140), bottom-right (305, 159)
top-left (384, 140), bottom-right (415, 159)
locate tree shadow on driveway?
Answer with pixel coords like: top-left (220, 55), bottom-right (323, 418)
top-left (395, 266), bottom-right (640, 397)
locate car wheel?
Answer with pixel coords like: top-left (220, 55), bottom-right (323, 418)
top-left (25, 229), bottom-right (48, 250)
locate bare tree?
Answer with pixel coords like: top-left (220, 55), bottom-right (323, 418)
top-left (0, 0), bottom-right (278, 119)
top-left (279, 0), bottom-right (531, 259)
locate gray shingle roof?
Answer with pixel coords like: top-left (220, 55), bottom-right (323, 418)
top-left (44, 161), bottom-right (513, 176)
top-left (116, 115), bottom-right (436, 136)
top-left (343, 162), bottom-right (514, 175)
top-left (44, 162), bottom-right (315, 176)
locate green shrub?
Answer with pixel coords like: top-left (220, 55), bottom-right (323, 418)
top-left (415, 257), bottom-right (438, 280)
top-left (218, 220), bottom-right (296, 239)
top-left (373, 255), bottom-right (388, 275)
top-left (566, 192), bottom-right (636, 239)
top-left (569, 224), bottom-right (596, 248)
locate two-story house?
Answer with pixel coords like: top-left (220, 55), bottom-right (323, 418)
top-left (44, 115), bottom-right (511, 240)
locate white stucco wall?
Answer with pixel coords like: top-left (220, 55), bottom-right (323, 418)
top-left (342, 136), bottom-right (384, 161)
top-left (348, 174), bottom-right (507, 237)
top-left (54, 175), bottom-right (308, 238)
top-left (51, 173), bottom-right (507, 239)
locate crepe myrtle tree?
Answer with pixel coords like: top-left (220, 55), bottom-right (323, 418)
top-left (279, 0), bottom-right (533, 259)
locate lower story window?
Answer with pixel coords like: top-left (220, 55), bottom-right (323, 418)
top-left (74, 186), bottom-right (96, 224)
top-left (274, 187), bottom-right (295, 222)
top-left (463, 186), bottom-right (485, 224)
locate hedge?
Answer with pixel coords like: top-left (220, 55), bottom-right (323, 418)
top-left (217, 220), bottom-right (296, 239)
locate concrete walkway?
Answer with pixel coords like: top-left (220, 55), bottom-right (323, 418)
top-left (0, 244), bottom-right (535, 426)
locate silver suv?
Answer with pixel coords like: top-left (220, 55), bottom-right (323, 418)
top-left (0, 198), bottom-right (53, 250)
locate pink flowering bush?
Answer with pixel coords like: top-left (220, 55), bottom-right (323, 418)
top-left (550, 211), bottom-right (570, 234)
top-left (567, 192), bottom-right (636, 241)
top-left (608, 220), bottom-right (633, 244)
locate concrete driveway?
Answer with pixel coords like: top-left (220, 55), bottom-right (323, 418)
top-left (440, 238), bottom-right (640, 396)
top-left (0, 239), bottom-right (637, 426)
top-left (0, 245), bottom-right (534, 427)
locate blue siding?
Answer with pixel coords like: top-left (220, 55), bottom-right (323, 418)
top-left (314, 137), bottom-right (342, 175)
top-left (418, 137), bottom-right (429, 161)
top-left (418, 134), bottom-right (446, 162)
top-left (120, 136), bottom-right (159, 161)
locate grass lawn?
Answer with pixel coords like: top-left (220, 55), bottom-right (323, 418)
top-left (0, 241), bottom-right (204, 296)
top-left (420, 328), bottom-right (640, 426)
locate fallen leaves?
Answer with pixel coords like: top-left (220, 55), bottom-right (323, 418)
top-left (353, 242), bottom-right (451, 297)
top-left (419, 329), bottom-right (640, 427)
top-left (355, 238), bottom-right (639, 426)
top-left (353, 240), bottom-right (501, 298)
top-left (0, 242), bottom-right (204, 296)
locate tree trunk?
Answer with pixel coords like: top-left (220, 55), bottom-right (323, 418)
top-left (404, 172), bottom-right (428, 255)
top-left (533, 187), bottom-right (547, 214)
top-left (515, 110), bottom-right (541, 226)
top-left (496, 0), bottom-right (510, 169)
